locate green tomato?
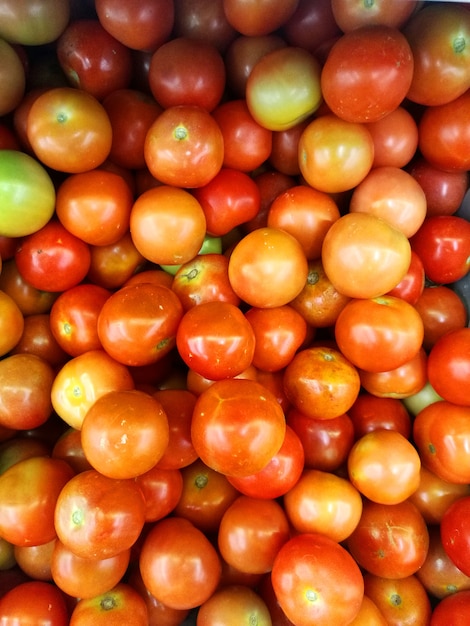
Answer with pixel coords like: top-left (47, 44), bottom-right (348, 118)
top-left (0, 150), bottom-right (56, 238)
top-left (160, 234), bottom-right (222, 275)
top-left (0, 0), bottom-right (70, 46)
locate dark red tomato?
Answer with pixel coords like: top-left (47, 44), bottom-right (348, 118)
top-left (414, 285), bottom-right (467, 352)
top-left (331, 0), bottom-right (419, 32)
top-left (408, 157), bottom-right (469, 217)
top-left (321, 25), bottom-right (414, 123)
top-left (15, 220), bottom-right (91, 293)
top-left (410, 215), bottom-right (470, 284)
top-left (149, 37), bottom-right (225, 111)
top-left (69, 582), bottom-right (148, 626)
top-left (0, 581), bottom-right (69, 626)
top-left (0, 259), bottom-right (57, 317)
top-left (102, 89), bottom-right (162, 170)
top-left (10, 312), bottom-right (69, 367)
top-left (271, 532), bottom-right (364, 626)
top-left (430, 590), bottom-right (470, 626)
top-left (135, 465), bottom-right (183, 523)
top-left (57, 19), bottom-right (132, 100)
top-left (427, 328), bottom-right (470, 406)
top-left (86, 231), bottom-right (146, 290)
top-left (212, 99), bottom-right (272, 172)
top-left (139, 516), bottom-right (222, 610)
top-left (244, 169), bottom-right (296, 233)
top-left (49, 283), bottom-right (111, 357)
top-left (0, 456), bottom-right (74, 547)
top-left (176, 301), bottom-right (255, 380)
top-left (403, 4), bottom-right (470, 106)
top-left (173, 0), bottom-right (238, 53)
top-left (191, 378), bottom-right (286, 478)
top-left (95, 0), bottom-right (174, 51)
top-left (386, 249), bottom-right (425, 305)
top-left (227, 424), bottom-right (304, 499)
top-left (346, 499), bottom-right (429, 579)
top-left (348, 393), bottom-right (412, 440)
top-left (97, 282), bottom-right (184, 367)
top-left (52, 428), bottom-right (92, 474)
top-left (366, 106), bottom-right (419, 169)
top-left (269, 118), bottom-right (310, 176)
top-left (441, 497), bottom-right (470, 578)
top-left (223, 0), bottom-right (300, 36)
top-left (419, 90), bottom-right (470, 171)
top-left (286, 409), bottom-right (355, 472)
top-left (192, 168), bottom-right (261, 236)
top-left (413, 401), bottom-right (470, 484)
top-left (54, 469), bottom-right (147, 560)
top-left (282, 0), bottom-right (341, 55)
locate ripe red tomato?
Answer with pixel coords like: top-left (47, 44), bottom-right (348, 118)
top-left (386, 249), bottom-right (425, 305)
top-left (331, 0), bottom-right (418, 32)
top-left (348, 393), bottom-right (412, 439)
top-left (365, 106), bottom-right (419, 169)
top-left (414, 285), bottom-right (468, 351)
top-left (441, 496), bottom-right (470, 578)
top-left (321, 25), bottom-right (413, 123)
top-left (69, 582), bottom-right (149, 626)
top-left (271, 532), bottom-right (364, 626)
top-left (0, 580), bottom-right (69, 626)
top-left (427, 328), bottom-right (470, 407)
top-left (223, 0), bottom-right (300, 37)
top-left (86, 231), bottom-right (146, 290)
top-left (430, 590), bottom-right (470, 626)
top-left (134, 464), bottom-right (183, 523)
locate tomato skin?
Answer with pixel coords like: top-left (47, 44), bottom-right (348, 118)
top-left (427, 328), bottom-right (470, 407)
top-left (0, 580), bottom-right (69, 626)
top-left (69, 582), bottom-right (149, 626)
top-left (197, 584), bottom-right (272, 626)
top-left (331, 0), bottom-right (419, 32)
top-left (367, 106), bottom-right (419, 169)
top-left (139, 516), bottom-right (222, 611)
top-left (441, 497), bottom-right (470, 578)
top-left (223, 0), bottom-right (300, 37)
top-left (321, 25), bottom-right (413, 123)
top-left (271, 532), bottom-right (364, 626)
top-left (430, 590), bottom-right (470, 626)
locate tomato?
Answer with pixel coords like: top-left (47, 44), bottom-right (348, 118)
top-left (0, 580), bottom-right (69, 626)
top-left (228, 227), bottom-right (309, 308)
top-left (212, 99), bottom-right (273, 172)
top-left (51, 539), bottom-right (131, 600)
top-left (56, 19), bottom-right (133, 100)
top-left (69, 582), bottom-right (148, 626)
top-left (348, 429), bottom-right (421, 505)
top-left (0, 456), bottom-right (74, 547)
top-left (192, 168), bottom-right (261, 237)
top-left (322, 212), bottom-right (412, 299)
top-left (431, 589), bottom-right (470, 626)
top-left (267, 184), bottom-right (341, 261)
top-left (413, 401), bottom-right (470, 485)
top-left (349, 385), bottom-right (414, 434)
top-left (363, 573), bottom-right (432, 626)
top-left (410, 215), bottom-right (470, 285)
top-left (346, 499), bottom-right (429, 579)
top-left (139, 516), bottom-right (222, 610)
top-left (149, 37), bottom-right (225, 111)
top-left (271, 532), bottom-right (364, 626)
top-left (86, 231), bottom-right (146, 290)
top-left (173, 0), bottom-right (237, 53)
top-left (10, 313), bottom-right (68, 367)
top-left (418, 90), bottom-right (470, 171)
top-left (335, 296), bottom-right (424, 373)
top-left (134, 464), bottom-right (183, 523)
top-left (52, 428), bottom-right (92, 474)
top-left (441, 496), bottom-right (470, 578)
top-left (197, 585), bottom-right (272, 626)
top-left (51, 349), bottom-right (135, 431)
top-left (0, 290), bottom-right (23, 357)
top-left (54, 469), bottom-right (146, 560)
top-left (331, 0), bottom-right (419, 32)
top-left (246, 46), bottom-right (322, 131)
top-left (144, 104), bottom-right (224, 188)
top-left (0, 0), bottom-right (70, 45)
top-left (15, 220), bottom-right (91, 293)
top-left (191, 378), bottom-right (286, 477)
top-left (366, 106), bottom-right (419, 169)
top-left (223, 0), bottom-right (300, 37)
top-left (0, 150), bottom-right (55, 238)
top-left (283, 345), bottom-right (361, 420)
top-left (269, 118), bottom-right (310, 176)
top-left (349, 594), bottom-right (388, 626)
top-left (427, 328), bottom-right (470, 407)
top-left (81, 389), bottom-right (169, 479)
top-left (284, 468), bottom-right (362, 543)
top-left (403, 4), bottom-right (470, 106)
top-left (26, 87), bottom-right (113, 173)
top-left (387, 250), bottom-right (425, 305)
top-left (97, 283), bottom-right (183, 367)
top-left (95, 0), bottom-right (174, 51)
top-left (55, 169), bottom-right (133, 247)
top-left (0, 38), bottom-right (25, 116)
top-left (321, 25), bottom-right (413, 123)
top-left (282, 0), bottom-right (341, 55)
top-left (298, 114), bottom-right (375, 193)
top-left (13, 538), bottom-right (55, 581)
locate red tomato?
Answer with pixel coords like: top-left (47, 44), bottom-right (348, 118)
top-left (427, 328), bottom-right (470, 407)
top-left (228, 227), bottom-right (309, 308)
top-left (321, 25), bottom-right (413, 123)
top-left (321, 212), bottom-right (412, 299)
top-left (197, 585), bottom-right (272, 626)
top-left (15, 220), bottom-right (91, 293)
top-left (283, 345), bottom-right (361, 420)
top-left (347, 429), bottom-right (421, 505)
top-left (10, 312), bottom-right (68, 368)
top-left (54, 469), bottom-right (147, 560)
top-left (410, 215), bottom-right (470, 285)
top-left (386, 249), bottom-right (425, 305)
top-left (191, 378), bottom-right (286, 477)
top-left (176, 301), bottom-right (255, 380)
top-left (271, 532), bottom-right (364, 626)
top-left (430, 590), bottom-right (470, 626)
top-left (298, 114), bottom-right (374, 193)
top-left (13, 538), bottom-right (56, 581)
top-left (331, 0), bottom-right (419, 32)
top-left (346, 499), bottom-right (429, 579)
top-left (348, 393), bottom-right (412, 440)
top-left (97, 283), bottom-right (184, 367)
top-left (173, 0), bottom-right (238, 53)
top-left (149, 37), bottom-right (225, 111)
top-left (86, 231), bottom-right (146, 290)
top-left (414, 285), bottom-right (468, 351)
top-left (69, 582), bottom-right (148, 626)
top-left (135, 464), bottom-right (183, 523)
top-left (223, 0), bottom-right (300, 36)
top-left (144, 105), bottom-right (224, 188)
top-left (0, 581), bottom-right (69, 626)
top-left (335, 295), bottom-right (424, 373)
top-left (52, 428), bottom-right (92, 474)
top-left (269, 118), bottom-right (310, 176)
top-left (26, 87), bottom-right (112, 173)
top-left (365, 106), bottom-right (419, 169)
top-left (139, 516), bottom-right (221, 610)
top-left (441, 496), bottom-right (470, 578)
top-left (282, 0), bottom-right (341, 54)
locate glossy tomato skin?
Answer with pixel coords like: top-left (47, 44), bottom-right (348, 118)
top-left (0, 580), bottom-right (69, 626)
top-left (441, 496), bottom-right (470, 578)
top-left (331, 0), bottom-right (418, 32)
top-left (321, 25), bottom-right (413, 123)
top-left (69, 582), bottom-right (149, 626)
top-left (427, 328), bottom-right (470, 406)
top-left (223, 0), bottom-right (300, 37)
top-left (271, 532), bottom-right (364, 626)
top-left (430, 589), bottom-right (470, 626)
top-left (414, 285), bottom-right (468, 351)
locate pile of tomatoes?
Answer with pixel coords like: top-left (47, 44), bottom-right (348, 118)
top-left (1, 0), bottom-right (470, 624)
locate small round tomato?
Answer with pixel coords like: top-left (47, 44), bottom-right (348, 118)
top-left (331, 0), bottom-right (418, 32)
top-left (430, 590), bottom-right (470, 626)
top-left (0, 581), bottom-right (69, 626)
top-left (414, 285), bottom-right (468, 351)
top-left (348, 393), bottom-right (412, 440)
top-left (366, 106), bottom-right (419, 169)
top-left (0, 289), bottom-right (24, 357)
top-left (191, 378), bottom-right (286, 478)
top-left (86, 231), bottom-right (146, 290)
top-left (427, 328), bottom-right (470, 406)
top-left (441, 496), bottom-right (470, 578)
top-left (69, 582), bottom-right (149, 626)
top-left (10, 312), bottom-right (69, 367)
top-left (386, 250), bottom-right (425, 305)
top-left (26, 87), bottom-right (113, 173)
top-left (197, 585), bottom-right (272, 626)
top-left (223, 0), bottom-right (299, 36)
